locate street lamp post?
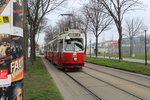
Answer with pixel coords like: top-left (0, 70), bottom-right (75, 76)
top-left (144, 27), bottom-right (148, 65)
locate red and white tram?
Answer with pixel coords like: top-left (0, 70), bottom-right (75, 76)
top-left (44, 29), bottom-right (85, 70)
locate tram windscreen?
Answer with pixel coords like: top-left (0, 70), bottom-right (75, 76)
top-left (65, 38), bottom-right (83, 51)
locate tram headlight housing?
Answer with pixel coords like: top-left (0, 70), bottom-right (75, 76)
top-left (73, 57), bottom-right (77, 61)
top-left (65, 36), bottom-right (70, 40)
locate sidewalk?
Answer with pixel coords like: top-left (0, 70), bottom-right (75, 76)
top-left (86, 55), bottom-right (150, 64)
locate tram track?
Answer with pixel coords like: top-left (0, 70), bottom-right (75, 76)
top-left (65, 69), bottom-right (146, 100)
top-left (115, 69), bottom-right (150, 80)
top-left (85, 66), bottom-right (150, 88)
top-left (44, 58), bottom-right (148, 100)
top-left (86, 62), bottom-right (150, 80)
top-left (82, 71), bottom-right (145, 100)
top-left (64, 72), bottom-right (102, 100)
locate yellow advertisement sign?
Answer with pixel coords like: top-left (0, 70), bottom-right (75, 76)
top-left (0, 15), bottom-right (10, 24)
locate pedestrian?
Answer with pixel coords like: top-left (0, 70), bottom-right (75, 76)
top-left (0, 42), bottom-right (8, 57)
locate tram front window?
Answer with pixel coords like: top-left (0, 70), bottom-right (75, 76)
top-left (65, 39), bottom-right (83, 52)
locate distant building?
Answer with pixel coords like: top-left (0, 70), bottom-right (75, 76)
top-left (122, 35), bottom-right (150, 54)
top-left (87, 40), bottom-right (118, 54)
top-left (87, 35), bottom-right (150, 55)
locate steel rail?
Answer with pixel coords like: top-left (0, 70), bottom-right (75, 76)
top-left (85, 66), bottom-right (150, 88)
top-left (85, 62), bottom-right (150, 80)
top-left (83, 71), bottom-right (145, 100)
top-left (64, 72), bottom-right (102, 100)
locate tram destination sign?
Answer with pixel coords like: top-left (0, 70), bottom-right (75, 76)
top-left (0, 0), bottom-right (5, 5)
top-left (69, 33), bottom-right (81, 37)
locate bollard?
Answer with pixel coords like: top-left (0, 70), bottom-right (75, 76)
top-left (0, 0), bottom-right (24, 100)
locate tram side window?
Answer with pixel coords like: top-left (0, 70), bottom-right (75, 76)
top-left (49, 46), bottom-right (50, 52)
top-left (44, 46), bottom-right (46, 52)
top-left (45, 46), bottom-right (47, 52)
top-left (51, 45), bottom-right (53, 51)
top-left (48, 46), bottom-right (49, 51)
top-left (59, 40), bottom-right (63, 52)
top-left (49, 44), bottom-right (52, 52)
top-left (53, 43), bottom-right (57, 52)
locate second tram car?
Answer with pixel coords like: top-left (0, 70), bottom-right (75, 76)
top-left (44, 29), bottom-right (85, 70)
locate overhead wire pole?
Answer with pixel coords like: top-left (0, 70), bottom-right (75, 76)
top-left (90, 38), bottom-right (92, 57)
top-left (144, 29), bottom-right (147, 65)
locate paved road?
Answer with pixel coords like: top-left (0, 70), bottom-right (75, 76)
top-left (87, 55), bottom-right (150, 64)
top-left (42, 57), bottom-right (150, 100)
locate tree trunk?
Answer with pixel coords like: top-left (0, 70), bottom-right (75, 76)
top-left (95, 36), bottom-right (98, 57)
top-left (23, 0), bottom-right (28, 72)
top-left (23, 26), bottom-right (28, 71)
top-left (118, 28), bottom-right (122, 60)
top-left (84, 32), bottom-right (87, 55)
top-left (30, 32), bottom-right (36, 64)
top-left (130, 37), bottom-right (134, 57)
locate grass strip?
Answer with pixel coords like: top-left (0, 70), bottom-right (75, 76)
top-left (87, 53), bottom-right (150, 60)
top-left (85, 57), bottom-right (150, 76)
top-left (24, 57), bottom-right (64, 100)
top-left (123, 53), bottom-right (150, 60)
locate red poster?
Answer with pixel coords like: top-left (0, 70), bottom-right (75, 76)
top-left (0, 69), bottom-right (8, 79)
top-left (0, 69), bottom-right (11, 87)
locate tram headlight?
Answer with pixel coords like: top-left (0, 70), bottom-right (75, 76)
top-left (65, 36), bottom-right (70, 40)
top-left (73, 57), bottom-right (77, 61)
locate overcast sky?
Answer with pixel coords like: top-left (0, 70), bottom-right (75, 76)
top-left (38, 0), bottom-right (150, 45)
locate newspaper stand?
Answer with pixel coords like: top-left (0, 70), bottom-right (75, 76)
top-left (0, 0), bottom-right (24, 99)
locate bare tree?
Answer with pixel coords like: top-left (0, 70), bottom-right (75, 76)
top-left (27, 0), bottom-right (67, 63)
top-left (36, 17), bottom-right (48, 43)
top-left (84, 1), bottom-right (112, 57)
top-left (123, 18), bottom-right (144, 56)
top-left (44, 25), bottom-right (56, 43)
top-left (76, 15), bottom-right (89, 55)
top-left (99, 0), bottom-right (143, 60)
top-left (61, 12), bottom-right (78, 29)
top-left (44, 15), bottom-right (73, 45)
top-left (77, 8), bottom-right (91, 55)
top-left (56, 17), bottom-right (70, 33)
